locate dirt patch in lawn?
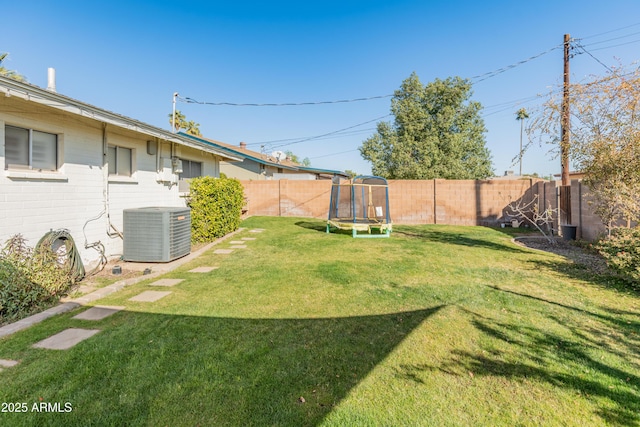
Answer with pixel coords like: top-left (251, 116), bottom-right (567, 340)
top-left (513, 236), bottom-right (609, 274)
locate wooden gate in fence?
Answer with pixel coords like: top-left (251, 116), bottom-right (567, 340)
top-left (559, 185), bottom-right (572, 225)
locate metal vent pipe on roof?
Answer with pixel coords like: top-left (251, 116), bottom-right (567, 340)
top-left (47, 68), bottom-right (56, 92)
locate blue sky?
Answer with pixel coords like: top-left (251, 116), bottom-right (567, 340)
top-left (3, 0), bottom-right (640, 177)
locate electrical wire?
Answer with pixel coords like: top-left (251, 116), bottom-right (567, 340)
top-left (469, 43), bottom-right (565, 83)
top-left (82, 212), bottom-right (108, 277)
top-left (580, 22), bottom-right (640, 40)
top-left (573, 42), bottom-right (613, 72)
top-left (589, 38), bottom-right (640, 52)
top-left (267, 115), bottom-right (391, 150)
top-left (179, 94), bottom-right (393, 107)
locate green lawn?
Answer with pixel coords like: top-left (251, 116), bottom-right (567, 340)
top-left (0, 216), bottom-right (638, 426)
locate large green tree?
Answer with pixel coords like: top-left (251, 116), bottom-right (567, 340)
top-left (360, 73), bottom-right (492, 179)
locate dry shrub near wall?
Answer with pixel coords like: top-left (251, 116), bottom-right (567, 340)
top-left (0, 235), bottom-right (73, 324)
top-left (595, 227), bottom-right (640, 287)
top-left (188, 175), bottom-right (246, 243)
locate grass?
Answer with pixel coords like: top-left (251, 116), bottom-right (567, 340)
top-left (0, 216), bottom-right (638, 426)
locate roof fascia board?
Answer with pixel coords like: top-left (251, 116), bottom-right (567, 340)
top-left (0, 76), bottom-right (241, 161)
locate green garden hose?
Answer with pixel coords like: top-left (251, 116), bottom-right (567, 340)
top-left (35, 229), bottom-right (85, 283)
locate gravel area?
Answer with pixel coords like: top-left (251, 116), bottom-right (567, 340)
top-left (513, 235), bottom-right (610, 274)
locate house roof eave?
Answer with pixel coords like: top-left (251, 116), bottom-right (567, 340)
top-left (0, 76), bottom-right (241, 161)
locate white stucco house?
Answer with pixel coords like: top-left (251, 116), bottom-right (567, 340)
top-left (0, 75), bottom-right (241, 267)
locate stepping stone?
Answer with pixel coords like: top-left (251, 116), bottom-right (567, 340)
top-left (33, 328), bottom-right (100, 350)
top-left (229, 240), bottom-right (245, 244)
top-left (0, 359), bottom-right (19, 371)
top-left (189, 266), bottom-right (218, 273)
top-left (214, 249), bottom-right (234, 254)
top-left (129, 291), bottom-right (172, 302)
top-left (73, 306), bottom-right (124, 321)
top-left (241, 237), bottom-right (256, 241)
top-left (230, 245), bottom-right (247, 249)
top-left (249, 229), bottom-right (265, 233)
top-left (149, 278), bottom-right (184, 287)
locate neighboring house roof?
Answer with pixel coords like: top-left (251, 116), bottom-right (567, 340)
top-left (0, 76), bottom-right (242, 162)
top-left (179, 132), bottom-right (349, 178)
top-left (297, 166), bottom-right (348, 177)
top-left (179, 132), bottom-right (299, 170)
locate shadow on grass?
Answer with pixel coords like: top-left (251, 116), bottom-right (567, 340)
top-left (393, 226), bottom-right (531, 254)
top-left (295, 220), bottom-right (328, 233)
top-left (1, 306), bottom-right (444, 427)
top-left (396, 289), bottom-right (640, 426)
top-left (524, 250), bottom-right (640, 304)
top-left (295, 220), bottom-right (358, 237)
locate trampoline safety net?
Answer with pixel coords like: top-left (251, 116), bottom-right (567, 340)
top-left (327, 175), bottom-right (392, 238)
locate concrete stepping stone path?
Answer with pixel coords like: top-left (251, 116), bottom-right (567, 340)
top-left (213, 249), bottom-right (234, 254)
top-left (73, 306), bottom-right (125, 321)
top-left (149, 279), bottom-right (184, 287)
top-left (230, 245), bottom-right (247, 249)
top-left (0, 359), bottom-right (19, 371)
top-left (129, 291), bottom-right (172, 302)
top-left (189, 266), bottom-right (218, 273)
top-left (229, 241), bottom-right (245, 245)
top-left (33, 328), bottom-right (101, 350)
top-left (241, 237), bottom-right (256, 241)
top-left (249, 229), bottom-right (265, 233)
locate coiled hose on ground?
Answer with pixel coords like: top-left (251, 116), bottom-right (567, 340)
top-left (35, 229), bottom-right (85, 283)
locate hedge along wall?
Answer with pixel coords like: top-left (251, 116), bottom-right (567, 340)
top-left (241, 179), bottom-right (542, 226)
top-left (189, 176), bottom-right (245, 242)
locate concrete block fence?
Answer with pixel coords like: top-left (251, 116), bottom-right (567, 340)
top-left (240, 178), bottom-right (608, 241)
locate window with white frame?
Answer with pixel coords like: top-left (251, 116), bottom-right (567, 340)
top-left (107, 145), bottom-right (132, 176)
top-left (179, 159), bottom-right (202, 179)
top-left (4, 125), bottom-right (58, 171)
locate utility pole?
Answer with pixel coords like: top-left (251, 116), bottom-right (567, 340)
top-left (561, 34), bottom-right (571, 186)
top-left (172, 92), bottom-right (179, 133)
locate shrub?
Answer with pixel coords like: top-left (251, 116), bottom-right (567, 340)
top-left (595, 227), bottom-right (640, 285)
top-left (188, 176), bottom-right (245, 243)
top-left (0, 235), bottom-right (73, 324)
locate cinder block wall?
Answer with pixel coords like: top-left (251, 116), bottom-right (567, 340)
top-left (242, 178), bottom-right (540, 226)
top-left (240, 178), bottom-right (611, 240)
top-left (242, 180), bottom-right (332, 219)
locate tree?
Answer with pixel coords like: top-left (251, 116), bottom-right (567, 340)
top-left (515, 107), bottom-right (529, 176)
top-left (359, 73), bottom-right (493, 179)
top-left (528, 66), bottom-right (640, 232)
top-left (0, 53), bottom-right (27, 82)
top-left (168, 110), bottom-right (201, 136)
top-left (344, 169), bottom-right (358, 179)
top-left (284, 150), bottom-right (311, 166)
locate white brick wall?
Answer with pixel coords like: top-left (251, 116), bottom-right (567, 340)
top-left (1, 97), bottom-right (218, 267)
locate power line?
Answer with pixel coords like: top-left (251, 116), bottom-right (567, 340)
top-left (179, 94), bottom-right (392, 107)
top-left (579, 30), bottom-right (640, 47)
top-left (470, 43), bottom-right (564, 83)
top-left (309, 149), bottom-right (359, 160)
top-left (589, 37), bottom-right (640, 52)
top-left (573, 41), bottom-right (613, 72)
top-left (176, 42), bottom-right (568, 109)
top-left (580, 22), bottom-right (640, 40)
top-left (268, 115), bottom-right (391, 149)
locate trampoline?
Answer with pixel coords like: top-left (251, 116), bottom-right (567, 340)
top-left (326, 175), bottom-right (392, 238)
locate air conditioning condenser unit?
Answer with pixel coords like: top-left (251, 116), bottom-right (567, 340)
top-left (123, 207), bottom-right (191, 262)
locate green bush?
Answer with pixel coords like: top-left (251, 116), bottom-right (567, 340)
top-left (595, 227), bottom-right (640, 285)
top-left (188, 176), bottom-right (245, 243)
top-left (0, 235), bottom-right (72, 324)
